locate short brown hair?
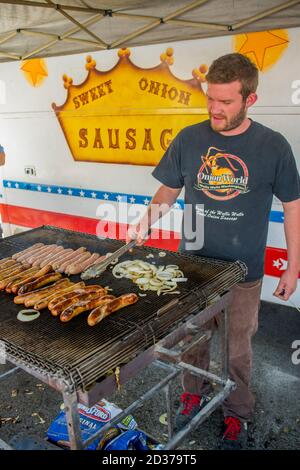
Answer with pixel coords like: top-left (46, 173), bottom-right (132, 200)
top-left (206, 53), bottom-right (258, 100)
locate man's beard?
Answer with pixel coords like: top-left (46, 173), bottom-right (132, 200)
top-left (210, 104), bottom-right (247, 132)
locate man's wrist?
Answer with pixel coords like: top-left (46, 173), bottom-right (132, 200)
top-left (286, 264), bottom-right (300, 275)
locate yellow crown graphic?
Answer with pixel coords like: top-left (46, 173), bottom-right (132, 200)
top-left (52, 48), bottom-right (208, 166)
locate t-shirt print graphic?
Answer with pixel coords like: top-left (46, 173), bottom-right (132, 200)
top-left (194, 146), bottom-right (250, 201)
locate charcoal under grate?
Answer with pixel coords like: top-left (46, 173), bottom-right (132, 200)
top-left (0, 225), bottom-right (246, 391)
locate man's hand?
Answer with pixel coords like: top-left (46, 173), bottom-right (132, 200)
top-left (126, 223), bottom-right (150, 246)
top-left (273, 269), bottom-right (299, 301)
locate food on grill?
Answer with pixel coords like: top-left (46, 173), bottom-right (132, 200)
top-left (17, 309), bottom-right (40, 322)
top-left (61, 294), bottom-right (116, 322)
top-left (0, 266), bottom-right (39, 290)
top-left (0, 243), bottom-right (108, 276)
top-left (34, 282), bottom-right (87, 310)
top-left (0, 264), bottom-right (24, 281)
top-left (57, 248), bottom-right (89, 273)
top-left (87, 293), bottom-right (138, 326)
top-left (18, 272), bottom-right (63, 295)
top-left (26, 245), bottom-right (58, 265)
top-left (23, 281), bottom-right (75, 307)
top-left (5, 268), bottom-right (41, 292)
top-left (67, 253), bottom-right (103, 275)
top-left (14, 278), bottom-right (71, 304)
top-left (47, 285), bottom-right (105, 311)
top-left (65, 252), bottom-right (92, 275)
top-left (112, 260), bottom-right (186, 295)
top-left (11, 243), bottom-right (44, 260)
top-left (0, 259), bottom-right (20, 271)
top-left (51, 290), bottom-right (108, 317)
top-left (9, 265), bottom-right (54, 294)
top-left (33, 245), bottom-right (65, 267)
top-left (52, 247), bottom-right (86, 270)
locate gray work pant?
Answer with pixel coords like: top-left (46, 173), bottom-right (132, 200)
top-left (182, 279), bottom-right (263, 422)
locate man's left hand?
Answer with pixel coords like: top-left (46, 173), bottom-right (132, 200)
top-left (273, 269), bottom-right (299, 301)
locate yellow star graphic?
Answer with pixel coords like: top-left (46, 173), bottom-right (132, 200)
top-left (21, 59), bottom-right (48, 87)
top-left (236, 30), bottom-right (289, 71)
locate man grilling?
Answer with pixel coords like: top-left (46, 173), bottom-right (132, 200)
top-left (127, 53), bottom-right (300, 450)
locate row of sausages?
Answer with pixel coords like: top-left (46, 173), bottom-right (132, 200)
top-left (9, 242), bottom-right (106, 275)
top-left (0, 255), bottom-right (138, 326)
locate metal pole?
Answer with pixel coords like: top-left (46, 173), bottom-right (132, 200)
top-left (62, 389), bottom-right (83, 450)
top-left (0, 366), bottom-right (20, 380)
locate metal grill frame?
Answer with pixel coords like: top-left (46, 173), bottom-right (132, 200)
top-left (0, 225), bottom-right (246, 392)
top-left (0, 225), bottom-right (245, 449)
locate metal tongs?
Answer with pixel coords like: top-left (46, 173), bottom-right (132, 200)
top-left (81, 239), bottom-right (137, 280)
top-left (81, 229), bottom-right (151, 280)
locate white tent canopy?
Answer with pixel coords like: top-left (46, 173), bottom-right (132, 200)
top-left (0, 0), bottom-right (300, 62)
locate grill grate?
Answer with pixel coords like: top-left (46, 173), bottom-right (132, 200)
top-left (0, 226), bottom-right (246, 391)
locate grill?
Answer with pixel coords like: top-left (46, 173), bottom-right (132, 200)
top-left (0, 225), bottom-right (246, 393)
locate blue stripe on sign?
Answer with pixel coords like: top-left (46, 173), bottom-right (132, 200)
top-left (3, 180), bottom-right (185, 210)
top-left (2, 180), bottom-right (284, 222)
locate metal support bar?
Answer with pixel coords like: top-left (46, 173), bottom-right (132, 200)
top-left (164, 381), bottom-right (174, 441)
top-left (63, 389), bottom-right (84, 450)
top-left (178, 361), bottom-right (227, 387)
top-left (232, 0), bottom-right (300, 30)
top-left (0, 437), bottom-right (12, 450)
top-left (83, 367), bottom-right (180, 449)
top-left (0, 366), bottom-right (20, 380)
top-left (164, 379), bottom-right (235, 449)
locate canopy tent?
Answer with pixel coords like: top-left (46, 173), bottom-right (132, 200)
top-left (0, 0), bottom-right (299, 62)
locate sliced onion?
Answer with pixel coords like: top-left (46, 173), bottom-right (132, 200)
top-left (112, 259), bottom-right (187, 295)
top-left (17, 309), bottom-right (40, 322)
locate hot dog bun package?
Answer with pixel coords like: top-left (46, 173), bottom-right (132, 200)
top-left (47, 399), bottom-right (137, 450)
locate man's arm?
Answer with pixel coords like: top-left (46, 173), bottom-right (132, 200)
top-left (273, 198), bottom-right (300, 300)
top-left (126, 184), bottom-right (182, 244)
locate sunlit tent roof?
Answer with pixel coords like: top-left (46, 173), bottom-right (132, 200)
top-left (0, 0), bottom-right (300, 62)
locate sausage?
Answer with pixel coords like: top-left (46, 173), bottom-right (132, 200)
top-left (40, 248), bottom-right (74, 269)
top-left (26, 245), bottom-right (58, 265)
top-left (60, 295), bottom-right (116, 323)
top-left (18, 272), bottom-right (62, 295)
top-left (14, 279), bottom-right (71, 304)
top-left (0, 263), bottom-right (23, 280)
top-left (10, 265), bottom-right (53, 294)
top-left (12, 243), bottom-right (44, 260)
top-left (33, 282), bottom-right (86, 310)
top-left (57, 248), bottom-right (88, 273)
top-left (51, 290), bottom-right (108, 317)
top-left (67, 253), bottom-right (102, 275)
top-left (15, 245), bottom-right (48, 263)
top-left (32, 246), bottom-right (65, 268)
top-left (0, 257), bottom-right (14, 266)
top-left (64, 252), bottom-right (92, 275)
top-left (22, 280), bottom-right (73, 307)
top-left (48, 249), bottom-right (76, 270)
top-left (87, 294), bottom-right (138, 327)
top-left (0, 266), bottom-right (37, 290)
top-left (5, 267), bottom-right (41, 293)
top-left (47, 284), bottom-right (104, 310)
top-left (0, 260), bottom-right (19, 272)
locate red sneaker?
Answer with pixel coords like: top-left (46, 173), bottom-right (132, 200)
top-left (175, 392), bottom-right (210, 430)
top-left (220, 416), bottom-right (248, 450)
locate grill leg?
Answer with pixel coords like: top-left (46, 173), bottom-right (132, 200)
top-left (219, 306), bottom-right (229, 381)
top-left (164, 381), bottom-right (174, 440)
top-left (63, 390), bottom-right (83, 450)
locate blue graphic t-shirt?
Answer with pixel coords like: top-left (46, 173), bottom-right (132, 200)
top-left (152, 120), bottom-right (300, 281)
